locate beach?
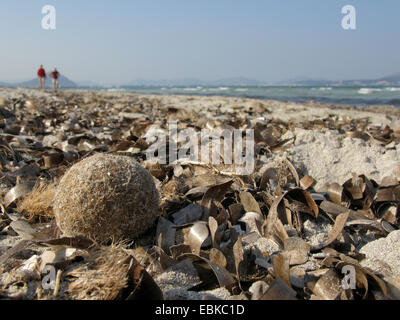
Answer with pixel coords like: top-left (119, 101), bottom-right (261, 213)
top-left (0, 87), bottom-right (400, 300)
top-left (1, 87), bottom-right (398, 190)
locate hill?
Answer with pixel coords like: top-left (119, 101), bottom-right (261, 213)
top-left (379, 72), bottom-right (400, 83)
top-left (8, 75), bottom-right (77, 88)
top-left (282, 72), bottom-right (400, 86)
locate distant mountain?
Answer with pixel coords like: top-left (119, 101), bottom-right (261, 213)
top-left (77, 80), bottom-right (101, 87)
top-left (278, 78), bottom-right (332, 86)
top-left (4, 75), bottom-right (78, 88)
top-left (125, 78), bottom-right (203, 86)
top-left (282, 72), bottom-right (400, 86)
top-left (379, 72), bottom-right (400, 83)
top-left (277, 76), bottom-right (332, 85)
top-left (1, 72), bottom-right (399, 89)
top-left (124, 73), bottom-right (400, 87)
top-left (123, 77), bottom-right (266, 87)
top-left (209, 77), bottom-right (266, 86)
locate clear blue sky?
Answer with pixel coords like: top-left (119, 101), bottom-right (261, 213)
top-left (0, 0), bottom-right (399, 85)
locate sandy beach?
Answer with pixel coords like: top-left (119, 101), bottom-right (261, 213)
top-left (0, 87), bottom-right (399, 300)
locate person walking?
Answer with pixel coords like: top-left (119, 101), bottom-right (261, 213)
top-left (37, 65), bottom-right (46, 89)
top-left (51, 68), bottom-right (60, 90)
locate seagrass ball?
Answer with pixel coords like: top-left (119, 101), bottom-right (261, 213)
top-left (53, 153), bottom-right (159, 242)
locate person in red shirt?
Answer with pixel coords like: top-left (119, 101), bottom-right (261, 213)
top-left (37, 65), bottom-right (46, 89)
top-left (51, 68), bottom-right (60, 90)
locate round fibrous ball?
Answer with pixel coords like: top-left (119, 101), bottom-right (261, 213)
top-left (53, 153), bottom-right (159, 242)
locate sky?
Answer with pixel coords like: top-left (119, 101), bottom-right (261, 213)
top-left (0, 0), bottom-right (399, 85)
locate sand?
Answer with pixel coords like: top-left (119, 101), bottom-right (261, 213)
top-left (278, 128), bottom-right (400, 191)
top-left (360, 231), bottom-right (400, 299)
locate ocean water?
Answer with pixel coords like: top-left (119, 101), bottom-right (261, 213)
top-left (104, 86), bottom-right (400, 107)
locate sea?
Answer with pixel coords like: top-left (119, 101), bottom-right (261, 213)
top-left (102, 86), bottom-right (400, 107)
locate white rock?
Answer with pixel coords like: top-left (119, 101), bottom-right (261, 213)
top-left (360, 230), bottom-right (400, 276)
top-left (360, 230), bottom-right (400, 299)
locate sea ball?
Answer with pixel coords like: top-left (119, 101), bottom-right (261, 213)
top-left (53, 153), bottom-right (159, 242)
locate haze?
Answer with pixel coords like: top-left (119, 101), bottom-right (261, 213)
top-left (0, 0), bottom-right (399, 86)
